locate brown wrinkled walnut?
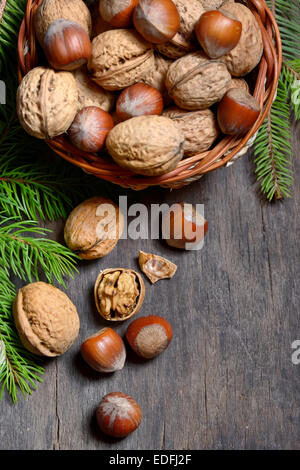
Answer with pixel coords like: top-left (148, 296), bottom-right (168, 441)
top-left (13, 282), bottom-right (80, 357)
top-left (139, 251), bottom-right (177, 284)
top-left (73, 67), bottom-right (115, 112)
top-left (94, 268), bottom-right (145, 321)
top-left (228, 78), bottom-right (250, 93)
top-left (106, 115), bottom-right (185, 176)
top-left (202, 0), bottom-right (232, 10)
top-left (17, 67), bottom-right (78, 139)
top-left (156, 0), bottom-right (205, 59)
top-left (64, 197), bottom-right (124, 260)
top-left (165, 52), bottom-right (231, 110)
top-left (34, 0), bottom-right (92, 46)
top-left (88, 29), bottom-right (155, 91)
top-left (141, 53), bottom-right (173, 103)
top-left (220, 3), bottom-right (263, 76)
top-left (163, 106), bottom-right (219, 156)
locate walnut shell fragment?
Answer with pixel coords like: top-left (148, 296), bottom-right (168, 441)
top-left (64, 197), bottom-right (124, 260)
top-left (139, 251), bottom-right (177, 284)
top-left (94, 268), bottom-right (145, 321)
top-left (34, 0), bottom-right (92, 46)
top-left (88, 29), bottom-right (155, 91)
top-left (73, 67), bottom-right (115, 112)
top-left (13, 282), bottom-right (80, 357)
top-left (163, 106), bottom-right (219, 156)
top-left (106, 115), bottom-right (185, 176)
top-left (156, 0), bottom-right (205, 59)
top-left (165, 52), bottom-right (231, 110)
top-left (220, 3), bottom-right (263, 76)
top-left (17, 67), bottom-right (78, 139)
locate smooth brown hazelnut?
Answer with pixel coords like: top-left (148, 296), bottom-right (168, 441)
top-left (217, 87), bottom-right (261, 135)
top-left (97, 392), bottom-right (142, 438)
top-left (100, 0), bottom-right (139, 28)
top-left (44, 19), bottom-right (91, 71)
top-left (68, 106), bottom-right (114, 152)
top-left (81, 327), bottom-right (126, 373)
top-left (126, 315), bottom-right (173, 359)
top-left (116, 83), bottom-right (164, 121)
top-left (195, 10), bottom-right (242, 59)
top-left (133, 0), bottom-right (180, 44)
top-left (162, 202), bottom-right (208, 250)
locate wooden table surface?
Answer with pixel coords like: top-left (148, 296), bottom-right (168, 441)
top-left (0, 123), bottom-right (299, 450)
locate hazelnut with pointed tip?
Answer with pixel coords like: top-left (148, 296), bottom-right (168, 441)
top-left (100, 0), bottom-right (139, 28)
top-left (97, 392), bottom-right (142, 437)
top-left (81, 328), bottom-right (126, 373)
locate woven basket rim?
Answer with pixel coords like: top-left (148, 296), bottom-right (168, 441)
top-left (17, 0), bottom-right (282, 190)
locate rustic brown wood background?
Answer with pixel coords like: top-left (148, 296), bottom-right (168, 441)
top-left (0, 122), bottom-right (299, 450)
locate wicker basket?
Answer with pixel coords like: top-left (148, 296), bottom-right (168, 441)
top-left (18, 0), bottom-right (282, 190)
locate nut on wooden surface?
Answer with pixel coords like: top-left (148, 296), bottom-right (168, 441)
top-left (163, 106), bottom-right (219, 156)
top-left (94, 268), bottom-right (145, 321)
top-left (106, 115), bottom-right (185, 176)
top-left (17, 66), bottom-right (78, 139)
top-left (165, 51), bottom-right (231, 110)
top-left (139, 250), bottom-right (177, 284)
top-left (219, 3), bottom-right (263, 76)
top-left (72, 67), bottom-right (115, 112)
top-left (87, 29), bottom-right (155, 90)
top-left (13, 282), bottom-right (80, 357)
top-left (34, 0), bottom-right (92, 46)
top-left (64, 197), bottom-right (124, 260)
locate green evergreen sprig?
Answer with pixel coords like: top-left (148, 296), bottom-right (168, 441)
top-left (254, 0), bottom-right (300, 201)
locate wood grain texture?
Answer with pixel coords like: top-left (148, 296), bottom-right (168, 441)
top-left (0, 122), bottom-right (299, 450)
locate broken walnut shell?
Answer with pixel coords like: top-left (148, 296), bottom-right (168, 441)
top-left (64, 197), bottom-right (124, 260)
top-left (13, 282), bottom-right (80, 357)
top-left (139, 251), bottom-right (177, 284)
top-left (94, 268), bottom-right (145, 321)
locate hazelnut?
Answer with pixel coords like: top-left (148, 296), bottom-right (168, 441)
top-left (165, 51), bottom-right (231, 110)
top-left (73, 67), bottom-right (115, 112)
top-left (217, 87), bottom-right (261, 135)
top-left (219, 3), bottom-right (263, 76)
top-left (126, 315), bottom-right (173, 359)
top-left (34, 0), bottom-right (92, 46)
top-left (13, 282), bottom-right (80, 357)
top-left (195, 10), bottom-right (242, 59)
top-left (64, 197), bottom-right (124, 260)
top-left (43, 19), bottom-right (92, 71)
top-left (163, 106), bottom-right (219, 156)
top-left (162, 202), bottom-right (208, 250)
top-left (106, 115), bottom-right (185, 176)
top-left (139, 250), bottom-right (177, 284)
top-left (94, 268), bottom-right (145, 321)
top-left (17, 67), bottom-right (78, 139)
top-left (88, 29), bottom-right (155, 91)
top-left (116, 83), bottom-right (164, 122)
top-left (133, 0), bottom-right (180, 44)
top-left (100, 0), bottom-right (139, 28)
top-left (68, 106), bottom-right (114, 152)
top-left (81, 327), bottom-right (126, 373)
top-left (97, 392), bottom-right (142, 437)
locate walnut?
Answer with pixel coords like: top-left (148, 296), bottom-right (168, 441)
top-left (34, 0), bottom-right (92, 46)
top-left (87, 29), bottom-right (155, 91)
top-left (64, 197), bottom-right (124, 260)
top-left (201, 0), bottom-right (232, 9)
top-left (106, 115), bottom-right (185, 176)
top-left (141, 53), bottom-right (173, 101)
top-left (163, 106), bottom-right (219, 156)
top-left (73, 67), bottom-right (115, 112)
top-left (220, 3), bottom-right (263, 76)
top-left (94, 268), bottom-right (145, 321)
top-left (156, 0), bottom-right (205, 59)
top-left (13, 282), bottom-right (80, 357)
top-left (228, 78), bottom-right (250, 93)
top-left (165, 52), bottom-right (231, 110)
top-left (139, 251), bottom-right (177, 284)
top-left (17, 67), bottom-right (78, 139)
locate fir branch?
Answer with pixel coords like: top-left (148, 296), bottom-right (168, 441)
top-left (254, 72), bottom-right (294, 200)
top-left (0, 268), bottom-right (44, 404)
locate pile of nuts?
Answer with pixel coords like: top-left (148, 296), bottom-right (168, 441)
top-left (17, 0), bottom-right (264, 177)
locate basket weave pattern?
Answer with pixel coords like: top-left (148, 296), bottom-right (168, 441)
top-left (18, 0), bottom-right (282, 190)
